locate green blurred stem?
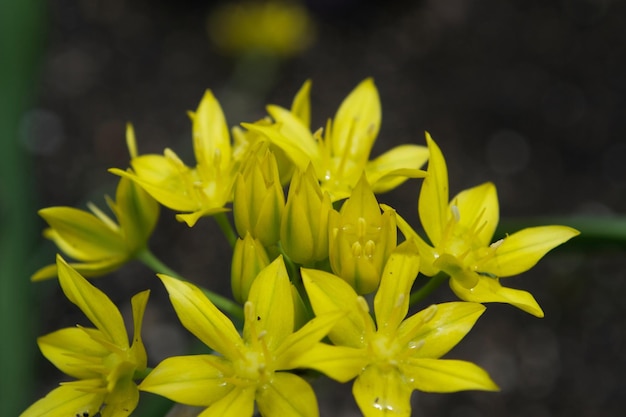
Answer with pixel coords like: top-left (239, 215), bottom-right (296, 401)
top-left (215, 212), bottom-right (237, 248)
top-left (0, 0), bottom-right (44, 413)
top-left (409, 273), bottom-right (448, 307)
top-left (136, 248), bottom-right (243, 321)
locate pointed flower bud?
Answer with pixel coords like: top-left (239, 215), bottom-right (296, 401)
top-left (280, 164), bottom-right (332, 265)
top-left (231, 233), bottom-right (271, 304)
top-left (328, 174), bottom-right (397, 294)
top-left (233, 148), bottom-right (285, 247)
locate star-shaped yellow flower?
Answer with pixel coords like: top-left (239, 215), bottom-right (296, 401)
top-left (243, 79), bottom-right (428, 201)
top-left (139, 256), bottom-right (343, 417)
top-left (393, 133), bottom-right (580, 317)
top-left (32, 175), bottom-right (159, 281)
top-left (297, 241), bottom-right (498, 417)
top-left (111, 93), bottom-right (244, 227)
top-left (22, 256), bottom-right (149, 417)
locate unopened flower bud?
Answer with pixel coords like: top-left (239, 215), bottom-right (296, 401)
top-left (231, 233), bottom-right (271, 304)
top-left (328, 174), bottom-right (397, 294)
top-left (233, 149), bottom-right (285, 247)
top-left (280, 164), bottom-right (332, 265)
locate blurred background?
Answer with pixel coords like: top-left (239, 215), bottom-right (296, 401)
top-left (2, 0), bottom-right (625, 416)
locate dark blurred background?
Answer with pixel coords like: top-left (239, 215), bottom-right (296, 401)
top-left (5, 0), bottom-right (626, 415)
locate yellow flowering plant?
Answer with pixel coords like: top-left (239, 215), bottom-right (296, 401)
top-left (25, 78), bottom-right (579, 417)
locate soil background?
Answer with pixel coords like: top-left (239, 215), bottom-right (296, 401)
top-left (24, 0), bottom-right (626, 416)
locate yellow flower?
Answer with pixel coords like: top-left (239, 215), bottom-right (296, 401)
top-left (394, 133), bottom-right (580, 317)
top-left (233, 148), bottom-right (285, 247)
top-left (139, 256), bottom-right (343, 417)
top-left (22, 256), bottom-right (149, 417)
top-left (111, 93), bottom-right (243, 227)
top-left (207, 0), bottom-right (316, 58)
top-left (298, 241), bottom-right (498, 417)
top-left (280, 164), bottom-right (333, 266)
top-left (328, 175), bottom-right (397, 294)
top-left (244, 79), bottom-right (428, 201)
top-left (32, 175), bottom-right (159, 281)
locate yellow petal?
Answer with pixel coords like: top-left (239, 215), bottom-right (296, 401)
top-left (158, 274), bottom-right (243, 360)
top-left (397, 302), bottom-right (485, 359)
top-left (480, 225), bottom-right (580, 277)
top-left (242, 121), bottom-right (317, 172)
top-left (38, 327), bottom-right (109, 380)
top-left (332, 78), bottom-right (381, 165)
top-left (419, 133), bottom-right (449, 246)
top-left (31, 256), bottom-right (128, 281)
top-left (290, 79), bottom-right (312, 128)
top-left (101, 377), bottom-right (139, 417)
top-left (449, 275), bottom-right (544, 317)
top-left (452, 182), bottom-right (499, 247)
top-left (434, 253), bottom-right (480, 289)
top-left (352, 365), bottom-right (413, 417)
top-left (20, 384), bottom-right (104, 417)
top-left (286, 343), bottom-right (367, 383)
top-left (257, 372), bottom-right (319, 417)
top-left (110, 155), bottom-right (198, 212)
top-left (366, 144), bottom-right (429, 193)
top-left (129, 290), bottom-right (150, 370)
top-left (191, 90), bottom-right (232, 175)
top-left (39, 208), bottom-right (126, 260)
top-left (374, 240), bottom-right (420, 334)
top-left (139, 355), bottom-right (234, 406)
top-left (244, 256), bottom-right (293, 351)
top-left (301, 268), bottom-right (366, 348)
top-left (403, 358), bottom-right (499, 392)
top-left (273, 310), bottom-right (345, 370)
top-left (114, 176), bottom-right (159, 250)
top-left (175, 206), bottom-right (230, 227)
top-left (198, 386), bottom-right (255, 417)
top-left (56, 256), bottom-right (129, 348)
top-left (387, 206), bottom-right (439, 277)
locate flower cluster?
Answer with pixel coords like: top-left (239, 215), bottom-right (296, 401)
top-left (24, 79), bottom-right (578, 417)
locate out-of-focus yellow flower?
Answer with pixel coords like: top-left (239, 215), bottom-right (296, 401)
top-left (328, 175), bottom-right (397, 294)
top-left (140, 257), bottom-right (343, 417)
top-left (111, 93), bottom-right (244, 227)
top-left (233, 148), bottom-right (285, 247)
top-left (298, 241), bottom-right (498, 417)
top-left (231, 232), bottom-right (271, 304)
top-left (394, 133), bottom-right (580, 317)
top-left (22, 256), bottom-right (149, 417)
top-left (32, 175), bottom-right (159, 281)
top-left (208, 1), bottom-right (316, 58)
top-left (244, 78), bottom-right (429, 201)
top-left (280, 164), bottom-right (333, 266)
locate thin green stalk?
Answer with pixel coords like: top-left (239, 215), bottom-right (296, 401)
top-left (136, 248), bottom-right (243, 321)
top-left (409, 272), bottom-right (448, 307)
top-left (214, 212), bottom-right (237, 248)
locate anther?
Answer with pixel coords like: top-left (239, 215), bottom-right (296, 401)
top-left (364, 240), bottom-right (376, 258)
top-left (422, 304), bottom-right (438, 323)
top-left (451, 205), bottom-right (460, 222)
top-left (356, 296), bottom-right (370, 314)
top-left (352, 241), bottom-right (363, 257)
top-left (357, 217), bottom-right (367, 238)
top-left (394, 294), bottom-right (405, 309)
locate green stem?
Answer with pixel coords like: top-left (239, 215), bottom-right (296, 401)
top-left (215, 212), bottom-right (237, 248)
top-left (0, 0), bottom-right (44, 414)
top-left (409, 272), bottom-right (448, 307)
top-left (136, 248), bottom-right (243, 321)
